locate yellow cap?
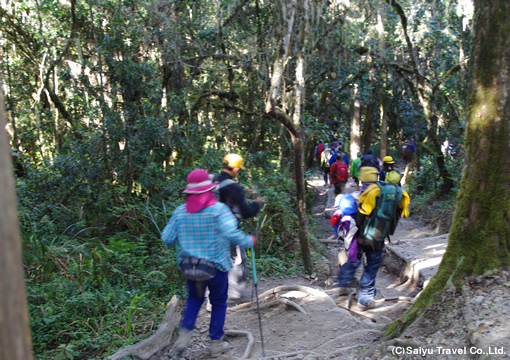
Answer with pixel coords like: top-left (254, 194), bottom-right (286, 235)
top-left (223, 153), bottom-right (245, 170)
top-left (383, 156), bottom-right (395, 164)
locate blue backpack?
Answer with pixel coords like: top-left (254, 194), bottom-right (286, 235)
top-left (357, 182), bottom-right (403, 250)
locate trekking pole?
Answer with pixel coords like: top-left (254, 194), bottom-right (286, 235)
top-left (250, 234), bottom-right (266, 357)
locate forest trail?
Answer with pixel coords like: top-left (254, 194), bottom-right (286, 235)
top-left (114, 175), bottom-right (510, 360)
top-left (160, 176), bottom-right (455, 360)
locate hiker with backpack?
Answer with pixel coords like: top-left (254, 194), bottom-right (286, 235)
top-left (330, 152), bottom-right (349, 196)
top-left (314, 142), bottom-right (325, 169)
top-left (212, 153), bottom-right (265, 302)
top-left (350, 152), bottom-right (362, 191)
top-left (162, 169), bottom-right (256, 357)
top-left (336, 181), bottom-right (410, 311)
top-left (379, 156), bottom-right (402, 186)
top-left (401, 140), bottom-right (416, 163)
top-left (358, 149), bottom-right (382, 191)
top-left (358, 149), bottom-right (381, 170)
top-left (328, 146), bottom-right (350, 167)
top-left (320, 144), bottom-right (333, 186)
top-left (330, 193), bottom-right (360, 268)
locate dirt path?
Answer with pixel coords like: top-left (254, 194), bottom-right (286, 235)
top-left (165, 176), bottom-right (510, 360)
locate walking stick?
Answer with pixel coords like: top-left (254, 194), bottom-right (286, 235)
top-left (250, 235), bottom-right (266, 357)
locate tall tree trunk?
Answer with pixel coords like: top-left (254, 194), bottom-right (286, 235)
top-left (379, 93), bottom-right (388, 159)
top-left (387, 0), bottom-right (510, 337)
top-left (362, 98), bottom-right (376, 152)
top-left (349, 92), bottom-right (361, 159)
top-left (292, 0), bottom-right (311, 275)
top-left (0, 91), bottom-right (33, 359)
top-left (265, 0), bottom-right (313, 274)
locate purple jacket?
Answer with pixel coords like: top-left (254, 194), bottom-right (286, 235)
top-left (338, 215), bottom-right (359, 263)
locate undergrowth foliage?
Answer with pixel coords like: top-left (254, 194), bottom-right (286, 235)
top-left (17, 148), bottom-right (320, 358)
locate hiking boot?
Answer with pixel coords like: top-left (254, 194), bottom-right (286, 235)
top-left (357, 300), bottom-right (375, 311)
top-left (171, 328), bottom-right (192, 357)
top-left (338, 287), bottom-right (350, 296)
top-left (210, 339), bottom-right (232, 358)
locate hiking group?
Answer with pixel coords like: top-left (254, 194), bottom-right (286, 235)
top-left (162, 146), bottom-right (410, 357)
top-left (317, 141), bottom-right (411, 310)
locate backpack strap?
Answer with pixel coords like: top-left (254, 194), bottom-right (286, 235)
top-left (218, 178), bottom-right (236, 189)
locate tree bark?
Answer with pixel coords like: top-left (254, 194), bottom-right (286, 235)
top-left (349, 91), bottom-right (361, 160)
top-left (387, 0), bottom-right (510, 337)
top-left (0, 90), bottom-right (33, 359)
top-left (362, 93), bottom-right (376, 152)
top-left (379, 93), bottom-right (388, 159)
top-left (265, 0), bottom-right (313, 274)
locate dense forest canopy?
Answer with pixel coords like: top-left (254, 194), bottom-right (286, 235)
top-left (1, 0), bottom-right (477, 358)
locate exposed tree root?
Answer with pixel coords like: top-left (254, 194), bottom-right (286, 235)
top-left (229, 285), bottom-right (336, 313)
top-left (232, 298), bottom-right (307, 314)
top-left (374, 296), bottom-right (414, 304)
top-left (108, 296), bottom-right (180, 360)
top-left (257, 298), bottom-right (307, 314)
top-left (228, 301), bottom-right (253, 311)
top-left (224, 330), bottom-right (254, 359)
top-left (257, 285), bottom-right (336, 307)
top-left (318, 238), bottom-right (338, 244)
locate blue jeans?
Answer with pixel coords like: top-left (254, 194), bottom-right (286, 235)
top-left (337, 247), bottom-right (383, 306)
top-left (181, 270), bottom-right (228, 340)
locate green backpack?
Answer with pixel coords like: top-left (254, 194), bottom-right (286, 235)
top-left (357, 182), bottom-right (403, 251)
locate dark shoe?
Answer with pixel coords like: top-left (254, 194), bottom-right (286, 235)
top-left (210, 339), bottom-right (232, 357)
top-left (338, 287), bottom-right (350, 296)
top-left (357, 300), bottom-right (375, 311)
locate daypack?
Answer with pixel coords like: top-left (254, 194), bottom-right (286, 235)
top-left (317, 143), bottom-right (325, 158)
top-left (360, 154), bottom-right (380, 169)
top-left (385, 170), bottom-right (401, 185)
top-left (210, 175), bottom-right (236, 201)
top-left (323, 148), bottom-right (333, 167)
top-left (357, 182), bottom-right (403, 251)
top-left (332, 161), bottom-right (348, 183)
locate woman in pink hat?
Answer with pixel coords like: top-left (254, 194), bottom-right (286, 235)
top-left (162, 169), bottom-right (255, 358)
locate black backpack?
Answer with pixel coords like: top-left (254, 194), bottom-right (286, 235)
top-left (356, 182), bottom-right (403, 251)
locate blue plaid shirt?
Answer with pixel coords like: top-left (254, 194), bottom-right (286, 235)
top-left (162, 202), bottom-right (254, 272)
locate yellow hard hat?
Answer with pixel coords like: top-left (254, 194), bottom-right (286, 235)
top-left (223, 153), bottom-right (245, 170)
top-left (383, 156), bottom-right (395, 164)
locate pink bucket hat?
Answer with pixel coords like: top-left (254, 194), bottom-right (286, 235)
top-left (183, 169), bottom-right (218, 194)
top-left (183, 169), bottom-right (218, 213)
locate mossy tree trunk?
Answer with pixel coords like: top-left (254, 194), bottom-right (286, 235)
top-left (387, 0), bottom-right (510, 337)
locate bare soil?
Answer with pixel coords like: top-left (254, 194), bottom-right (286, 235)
top-left (163, 176), bottom-right (510, 360)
